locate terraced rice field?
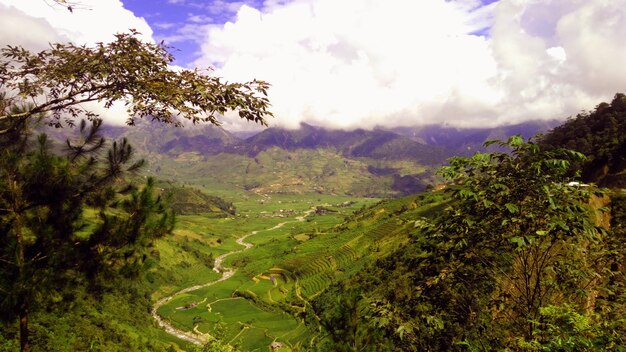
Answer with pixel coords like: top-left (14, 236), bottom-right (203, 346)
top-left (153, 196), bottom-right (379, 350)
top-left (153, 192), bottom-right (445, 349)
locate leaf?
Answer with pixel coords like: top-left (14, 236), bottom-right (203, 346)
top-left (504, 203), bottom-right (519, 214)
top-left (458, 188), bottom-right (477, 200)
top-left (510, 236), bottom-right (526, 248)
top-left (508, 135), bottom-right (524, 147)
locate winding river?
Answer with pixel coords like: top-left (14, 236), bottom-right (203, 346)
top-left (151, 210), bottom-right (313, 346)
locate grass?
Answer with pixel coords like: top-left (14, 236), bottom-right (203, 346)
top-left (150, 193), bottom-right (381, 349)
top-left (144, 146), bottom-right (439, 199)
top-left (149, 177), bottom-right (449, 350)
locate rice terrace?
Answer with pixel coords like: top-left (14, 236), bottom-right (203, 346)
top-left (2, 1), bottom-right (626, 351)
top-left (149, 192), bottom-right (385, 350)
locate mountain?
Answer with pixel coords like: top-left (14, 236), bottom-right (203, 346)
top-left (94, 119), bottom-right (558, 165)
top-left (113, 119), bottom-right (240, 156)
top-left (41, 118), bottom-right (563, 198)
top-left (391, 120), bottom-right (560, 155)
top-left (540, 93), bottom-right (626, 187)
top-left (84, 122), bottom-right (450, 197)
top-left (240, 123), bottom-right (449, 165)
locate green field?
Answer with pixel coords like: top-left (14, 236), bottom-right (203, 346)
top-left (150, 192), bottom-right (371, 349)
top-left (151, 188), bottom-right (447, 350)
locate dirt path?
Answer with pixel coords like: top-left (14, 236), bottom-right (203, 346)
top-left (151, 209), bottom-right (314, 346)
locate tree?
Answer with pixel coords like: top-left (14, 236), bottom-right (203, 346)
top-left (0, 30), bottom-right (272, 134)
top-left (333, 136), bottom-right (625, 351)
top-left (0, 119), bottom-right (175, 352)
top-left (540, 93), bottom-right (626, 186)
top-left (432, 137), bottom-right (607, 346)
top-left (0, 33), bottom-right (272, 352)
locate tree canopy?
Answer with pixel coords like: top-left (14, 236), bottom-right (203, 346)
top-left (314, 136), bottom-right (626, 351)
top-left (540, 93), bottom-right (626, 186)
top-left (0, 30), bottom-right (272, 134)
top-left (0, 32), bottom-right (272, 352)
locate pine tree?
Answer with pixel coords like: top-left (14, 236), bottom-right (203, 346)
top-left (0, 31), bottom-right (270, 351)
top-left (0, 118), bottom-right (174, 351)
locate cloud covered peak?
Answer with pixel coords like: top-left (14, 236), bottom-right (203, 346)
top-left (194, 0), bottom-right (626, 130)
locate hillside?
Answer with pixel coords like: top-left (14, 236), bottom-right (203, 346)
top-left (152, 192), bottom-right (439, 351)
top-left (159, 183), bottom-right (237, 216)
top-left (100, 121), bottom-right (558, 199)
top-left (392, 120), bottom-right (560, 155)
top-left (540, 93), bottom-right (626, 187)
top-left (105, 122), bottom-right (449, 197)
top-left (240, 123), bottom-right (449, 165)
top-left (307, 135), bottom-right (626, 350)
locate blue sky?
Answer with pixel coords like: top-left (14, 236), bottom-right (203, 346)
top-left (123, 0), bottom-right (499, 66)
top-left (1, 0), bottom-right (625, 131)
top-left (123, 0), bottom-right (266, 65)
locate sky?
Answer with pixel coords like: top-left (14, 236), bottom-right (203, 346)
top-left (1, 0), bottom-right (625, 131)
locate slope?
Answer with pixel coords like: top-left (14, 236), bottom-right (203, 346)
top-left (540, 93), bottom-right (626, 187)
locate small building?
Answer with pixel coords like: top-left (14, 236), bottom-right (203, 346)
top-left (270, 341), bottom-right (284, 350)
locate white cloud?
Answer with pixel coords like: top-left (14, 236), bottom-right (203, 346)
top-left (0, 5), bottom-right (68, 50)
top-left (0, 0), bottom-right (153, 44)
top-left (486, 0), bottom-right (626, 125)
top-left (193, 0), bottom-right (626, 130)
top-left (0, 0), bottom-right (155, 125)
top-left (3, 0), bottom-right (626, 131)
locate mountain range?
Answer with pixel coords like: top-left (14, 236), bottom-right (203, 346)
top-left (101, 119), bottom-right (557, 158)
top-left (86, 119), bottom-right (558, 197)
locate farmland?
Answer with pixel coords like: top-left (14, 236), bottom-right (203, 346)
top-left (150, 192), bottom-right (377, 350)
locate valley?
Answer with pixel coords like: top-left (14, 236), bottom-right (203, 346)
top-left (146, 193), bottom-right (380, 350)
top-left (143, 175), bottom-right (454, 351)
top-left (140, 99), bottom-right (626, 351)
top-left (90, 119), bottom-right (597, 351)
top-left (2, 4), bottom-right (626, 351)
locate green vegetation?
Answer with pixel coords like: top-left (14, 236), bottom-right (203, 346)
top-left (3, 23), bottom-right (626, 352)
top-left (0, 31), bottom-right (271, 352)
top-left (161, 184), bottom-right (236, 217)
top-left (541, 93), bottom-right (626, 187)
top-left (0, 119), bottom-right (174, 352)
top-left (155, 195), bottom-right (381, 351)
top-left (144, 147), bottom-right (437, 198)
top-left (311, 137), bottom-right (626, 351)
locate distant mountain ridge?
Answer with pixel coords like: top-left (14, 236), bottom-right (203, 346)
top-left (49, 119), bottom-right (560, 197)
top-left (97, 119), bottom-right (558, 160)
top-left (109, 119), bottom-right (558, 196)
top-left (239, 123), bottom-right (449, 165)
top-left (391, 120), bottom-right (561, 155)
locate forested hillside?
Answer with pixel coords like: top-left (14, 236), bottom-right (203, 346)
top-left (2, 14), bottom-right (626, 351)
top-left (541, 93), bottom-right (626, 187)
top-left (310, 135), bottom-right (626, 351)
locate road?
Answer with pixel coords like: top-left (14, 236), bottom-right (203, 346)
top-left (151, 209), bottom-right (314, 346)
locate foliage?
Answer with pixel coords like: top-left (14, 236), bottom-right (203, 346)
top-left (515, 304), bottom-right (626, 351)
top-left (540, 93), bottom-right (626, 185)
top-left (0, 119), bottom-right (174, 351)
top-left (0, 31), bottom-right (272, 134)
top-left (314, 284), bottom-right (395, 351)
top-left (312, 136), bottom-right (626, 351)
